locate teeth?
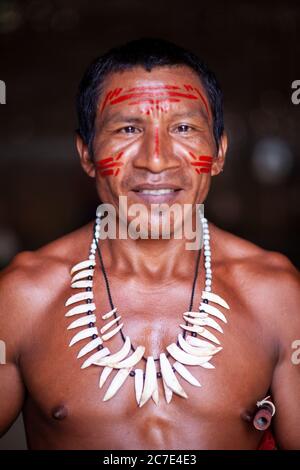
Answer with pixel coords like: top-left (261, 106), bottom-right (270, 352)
top-left (139, 189), bottom-right (176, 195)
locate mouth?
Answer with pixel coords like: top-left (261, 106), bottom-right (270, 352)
top-left (130, 184), bottom-right (183, 203)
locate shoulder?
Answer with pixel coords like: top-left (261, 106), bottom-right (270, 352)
top-left (0, 222), bottom-right (93, 361)
top-left (211, 223), bottom-right (299, 288)
top-left (211, 223), bottom-right (300, 345)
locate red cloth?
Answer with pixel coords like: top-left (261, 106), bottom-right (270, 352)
top-left (257, 429), bottom-right (277, 450)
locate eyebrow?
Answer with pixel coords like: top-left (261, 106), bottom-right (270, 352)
top-left (101, 113), bottom-right (146, 127)
top-left (170, 109), bottom-right (207, 120)
top-left (101, 109), bottom-right (208, 128)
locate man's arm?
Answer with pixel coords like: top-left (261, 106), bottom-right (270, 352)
top-left (270, 258), bottom-right (300, 449)
top-left (0, 254), bottom-right (29, 437)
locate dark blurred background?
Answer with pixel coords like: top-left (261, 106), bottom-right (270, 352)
top-left (0, 0), bottom-right (299, 450)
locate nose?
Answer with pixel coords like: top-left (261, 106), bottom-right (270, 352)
top-left (132, 126), bottom-right (180, 173)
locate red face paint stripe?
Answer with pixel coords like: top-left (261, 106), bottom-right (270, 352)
top-left (128, 85), bottom-right (180, 92)
top-left (100, 88), bottom-right (124, 113)
top-left (128, 99), bottom-right (155, 105)
top-left (200, 168), bottom-right (210, 173)
top-left (198, 156), bottom-right (213, 162)
top-left (96, 162), bottom-right (123, 170)
top-left (110, 88), bottom-right (123, 99)
top-left (115, 168), bottom-right (120, 176)
top-left (109, 91), bottom-right (199, 106)
top-left (161, 91), bottom-right (198, 100)
top-left (128, 98), bottom-right (180, 106)
top-left (189, 151), bottom-right (197, 160)
top-left (115, 151), bottom-right (124, 161)
top-left (191, 162), bottom-right (212, 167)
top-left (100, 90), bottom-right (113, 114)
top-left (99, 169), bottom-right (114, 176)
top-left (96, 157), bottom-right (114, 165)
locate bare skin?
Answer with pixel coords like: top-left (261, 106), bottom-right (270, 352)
top-left (0, 66), bottom-right (300, 450)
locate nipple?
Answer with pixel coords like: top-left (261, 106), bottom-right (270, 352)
top-left (52, 405), bottom-right (68, 420)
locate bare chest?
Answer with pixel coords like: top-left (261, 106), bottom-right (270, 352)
top-left (21, 275), bottom-right (275, 449)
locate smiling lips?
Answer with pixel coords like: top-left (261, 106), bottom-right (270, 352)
top-left (130, 184), bottom-right (182, 202)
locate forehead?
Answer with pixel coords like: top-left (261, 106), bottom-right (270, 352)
top-left (98, 66), bottom-right (210, 115)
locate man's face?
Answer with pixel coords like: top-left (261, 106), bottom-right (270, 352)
top-left (78, 66), bottom-right (226, 233)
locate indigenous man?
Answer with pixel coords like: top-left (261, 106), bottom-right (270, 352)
top-left (0, 39), bottom-right (299, 450)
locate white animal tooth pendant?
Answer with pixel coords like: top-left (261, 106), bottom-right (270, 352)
top-left (65, 212), bottom-right (230, 405)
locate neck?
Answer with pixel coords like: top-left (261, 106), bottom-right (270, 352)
top-left (96, 212), bottom-right (203, 283)
top-left (106, 237), bottom-right (198, 279)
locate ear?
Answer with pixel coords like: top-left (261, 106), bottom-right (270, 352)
top-left (211, 132), bottom-right (228, 176)
top-left (75, 132), bottom-right (96, 178)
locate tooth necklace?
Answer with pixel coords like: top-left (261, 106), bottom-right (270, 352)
top-left (65, 206), bottom-right (230, 406)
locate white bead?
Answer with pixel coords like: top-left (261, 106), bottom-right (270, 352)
top-left (203, 234), bottom-right (210, 240)
top-left (204, 250), bottom-right (211, 256)
top-left (201, 217), bottom-right (208, 223)
top-left (96, 217), bottom-right (101, 224)
top-left (205, 262), bottom-right (211, 269)
top-left (205, 256), bottom-right (211, 262)
top-left (206, 268), bottom-right (212, 274)
top-left (205, 286), bottom-right (212, 292)
top-left (89, 254), bottom-right (95, 260)
top-left (206, 274), bottom-right (212, 279)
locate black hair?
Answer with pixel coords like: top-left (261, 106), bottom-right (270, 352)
top-left (76, 38), bottom-right (224, 156)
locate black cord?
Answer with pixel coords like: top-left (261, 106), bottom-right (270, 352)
top-left (95, 223), bottom-right (201, 363)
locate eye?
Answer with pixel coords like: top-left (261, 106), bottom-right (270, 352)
top-left (118, 125), bottom-right (141, 134)
top-left (174, 124), bottom-right (193, 133)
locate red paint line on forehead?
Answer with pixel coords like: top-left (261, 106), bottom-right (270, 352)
top-left (109, 91), bottom-right (199, 106)
top-left (100, 84), bottom-right (210, 118)
top-left (128, 98), bottom-right (180, 106)
top-left (100, 88), bottom-right (123, 113)
top-left (128, 85), bottom-right (180, 92)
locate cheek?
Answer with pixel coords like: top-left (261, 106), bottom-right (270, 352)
top-left (95, 151), bottom-right (124, 178)
top-left (187, 151), bottom-right (213, 175)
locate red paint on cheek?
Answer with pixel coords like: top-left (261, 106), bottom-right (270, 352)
top-left (95, 151), bottom-right (124, 178)
top-left (188, 152), bottom-right (213, 175)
